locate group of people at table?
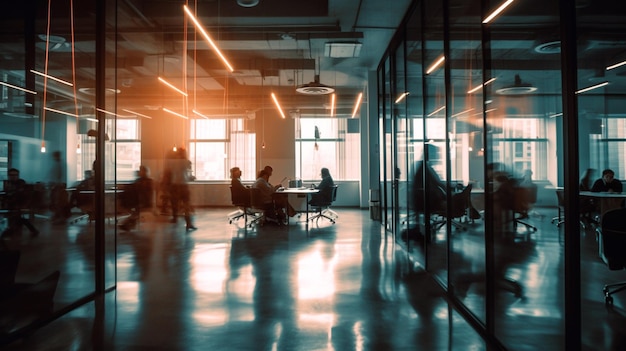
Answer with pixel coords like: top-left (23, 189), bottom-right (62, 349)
top-left (579, 168), bottom-right (624, 224)
top-left (230, 165), bottom-right (335, 225)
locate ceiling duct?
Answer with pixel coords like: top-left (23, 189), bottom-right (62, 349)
top-left (495, 74), bottom-right (538, 95)
top-left (296, 75), bottom-right (335, 95)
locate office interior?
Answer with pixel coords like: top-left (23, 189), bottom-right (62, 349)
top-left (1, 0), bottom-right (626, 349)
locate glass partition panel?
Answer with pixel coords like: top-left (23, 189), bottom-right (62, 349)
top-left (405, 6), bottom-right (426, 267)
top-left (382, 56), bottom-right (395, 233)
top-left (0, 1), bottom-right (97, 338)
top-left (448, 0), bottom-right (486, 321)
top-left (485, 0), bottom-right (564, 348)
top-left (577, 1), bottom-right (626, 348)
top-left (394, 41), bottom-right (409, 247)
top-left (423, 0), bottom-right (448, 283)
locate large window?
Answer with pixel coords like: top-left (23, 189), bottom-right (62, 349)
top-left (295, 117), bottom-right (360, 181)
top-left (189, 118), bottom-right (256, 181)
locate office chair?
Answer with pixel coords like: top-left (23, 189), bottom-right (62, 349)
top-left (249, 187), bottom-right (275, 226)
top-left (228, 186), bottom-right (263, 228)
top-left (431, 183), bottom-right (472, 232)
top-left (596, 207), bottom-right (626, 306)
top-left (512, 185), bottom-right (538, 235)
top-left (308, 185), bottom-right (339, 225)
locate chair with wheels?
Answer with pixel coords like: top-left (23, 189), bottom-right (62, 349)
top-left (228, 186), bottom-right (263, 228)
top-left (596, 207), bottom-right (626, 306)
top-left (308, 185), bottom-right (339, 225)
top-left (512, 184), bottom-right (538, 234)
top-left (431, 183), bottom-right (473, 232)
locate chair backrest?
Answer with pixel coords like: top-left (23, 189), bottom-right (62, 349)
top-left (600, 207), bottom-right (626, 270)
top-left (331, 185), bottom-right (338, 203)
top-left (513, 185), bottom-right (535, 212)
top-left (450, 183), bottom-right (472, 218)
top-left (555, 189), bottom-right (565, 207)
top-left (230, 186), bottom-right (250, 207)
top-left (249, 187), bottom-right (265, 209)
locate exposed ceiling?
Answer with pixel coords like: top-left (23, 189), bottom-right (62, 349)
top-left (0, 0), bottom-right (413, 120)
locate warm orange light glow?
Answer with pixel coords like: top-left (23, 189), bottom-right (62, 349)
top-left (467, 78), bottom-right (496, 94)
top-left (425, 55), bottom-right (445, 75)
top-left (183, 5), bottom-right (235, 73)
top-left (483, 0), bottom-right (514, 24)
top-left (158, 77), bottom-right (188, 96)
top-left (163, 107), bottom-right (189, 119)
top-left (271, 92), bottom-right (286, 119)
top-left (192, 109), bottom-right (210, 119)
top-left (40, 141), bottom-right (46, 153)
top-left (96, 108), bottom-right (135, 118)
top-left (330, 93), bottom-right (336, 117)
top-left (394, 92), bottom-right (409, 104)
top-left (122, 109), bottom-right (153, 119)
top-left (351, 92), bottom-right (363, 118)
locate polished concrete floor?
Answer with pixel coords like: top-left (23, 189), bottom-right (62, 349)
top-left (2, 207), bottom-right (485, 350)
top-left (2, 206), bottom-right (626, 350)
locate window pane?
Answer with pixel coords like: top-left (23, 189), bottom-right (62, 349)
top-left (189, 142), bottom-right (226, 180)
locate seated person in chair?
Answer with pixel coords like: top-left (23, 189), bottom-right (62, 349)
top-left (309, 167), bottom-right (335, 206)
top-left (253, 169), bottom-right (284, 222)
top-left (119, 165), bottom-right (154, 231)
top-left (230, 166), bottom-right (249, 205)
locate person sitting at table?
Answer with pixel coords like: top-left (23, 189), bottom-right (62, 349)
top-left (591, 169), bottom-right (623, 193)
top-left (1, 168), bottom-right (39, 239)
top-left (253, 169), bottom-right (283, 223)
top-left (262, 165), bottom-right (296, 217)
top-left (309, 167), bottom-right (335, 206)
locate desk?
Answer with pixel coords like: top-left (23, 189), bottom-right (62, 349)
top-left (580, 191), bottom-right (626, 218)
top-left (275, 187), bottom-right (319, 231)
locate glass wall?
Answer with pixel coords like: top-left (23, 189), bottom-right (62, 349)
top-left (377, 0), bottom-right (626, 349)
top-left (577, 1), bottom-right (626, 349)
top-left (0, 1), bottom-right (100, 341)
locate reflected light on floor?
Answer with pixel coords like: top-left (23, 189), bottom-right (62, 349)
top-left (116, 281), bottom-right (141, 313)
top-left (297, 248), bottom-right (337, 300)
top-left (192, 310), bottom-right (227, 327)
top-left (191, 244), bottom-right (228, 293)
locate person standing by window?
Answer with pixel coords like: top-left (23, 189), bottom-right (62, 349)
top-left (167, 148), bottom-right (197, 231)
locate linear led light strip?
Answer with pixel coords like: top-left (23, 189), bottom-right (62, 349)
top-left (351, 92), bottom-right (363, 118)
top-left (467, 78), bottom-right (496, 94)
top-left (330, 93), bottom-right (336, 117)
top-left (606, 60), bottom-right (626, 71)
top-left (192, 109), bottom-right (210, 119)
top-left (271, 92), bottom-right (286, 119)
top-left (96, 107), bottom-right (135, 118)
top-left (183, 5), bottom-right (234, 73)
top-left (575, 81), bottom-right (609, 94)
top-left (427, 105), bottom-right (445, 117)
top-left (395, 92), bottom-right (409, 104)
top-left (483, 0), bottom-right (514, 24)
top-left (426, 55), bottom-right (445, 75)
top-left (0, 81), bottom-right (37, 95)
top-left (30, 69), bottom-right (73, 87)
top-left (122, 109), bottom-right (153, 119)
top-left (158, 77), bottom-right (188, 96)
top-left (44, 107), bottom-right (78, 118)
top-left (163, 107), bottom-right (189, 119)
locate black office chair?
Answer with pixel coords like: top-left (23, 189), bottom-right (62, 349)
top-left (308, 185), bottom-right (339, 225)
top-left (432, 183), bottom-right (472, 231)
top-left (228, 186), bottom-right (263, 228)
top-left (596, 207), bottom-right (626, 306)
top-left (512, 185), bottom-right (538, 235)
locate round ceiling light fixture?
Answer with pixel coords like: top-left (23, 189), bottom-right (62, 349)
top-left (495, 75), bottom-right (538, 95)
top-left (296, 75), bottom-right (335, 95)
top-left (237, 0), bottom-right (260, 7)
top-left (534, 40), bottom-right (561, 54)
